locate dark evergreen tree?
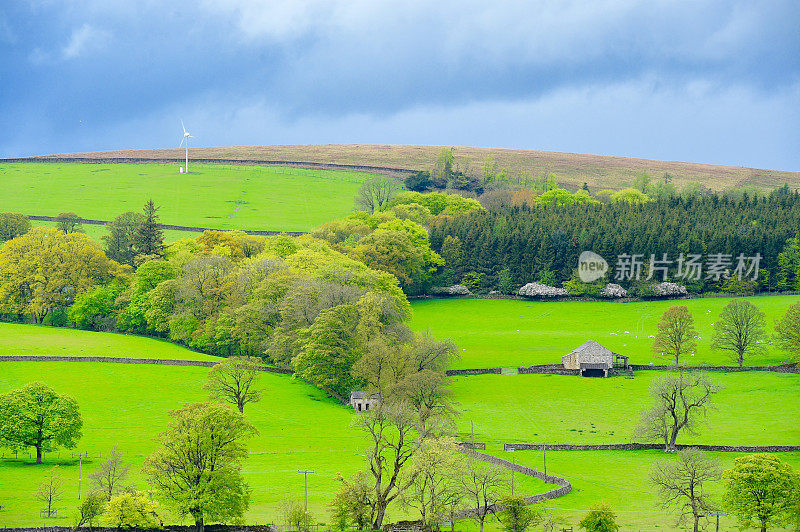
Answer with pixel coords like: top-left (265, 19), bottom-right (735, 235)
top-left (134, 199), bottom-right (165, 258)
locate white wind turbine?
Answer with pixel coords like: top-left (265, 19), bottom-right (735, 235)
top-left (179, 120), bottom-right (194, 173)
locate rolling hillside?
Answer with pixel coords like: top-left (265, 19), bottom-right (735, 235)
top-left (16, 144), bottom-right (800, 191)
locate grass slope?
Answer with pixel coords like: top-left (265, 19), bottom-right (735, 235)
top-left (450, 371), bottom-right (800, 446)
top-left (0, 361), bottom-right (551, 528)
top-left (489, 449), bottom-right (800, 531)
top-left (0, 362), bottom-right (365, 527)
top-left (0, 163), bottom-right (374, 232)
top-left (409, 295), bottom-right (800, 369)
top-left (31, 145), bottom-right (800, 191)
top-left (0, 323), bottom-right (219, 361)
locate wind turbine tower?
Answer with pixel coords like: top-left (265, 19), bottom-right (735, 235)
top-left (179, 120), bottom-right (193, 173)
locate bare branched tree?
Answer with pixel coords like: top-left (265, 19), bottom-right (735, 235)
top-left (636, 372), bottom-right (722, 452)
top-left (89, 445), bottom-right (131, 499)
top-left (459, 458), bottom-right (508, 532)
top-left (650, 448), bottom-right (722, 532)
top-left (352, 401), bottom-right (425, 530)
top-left (36, 467), bottom-right (64, 518)
top-left (204, 356), bottom-right (264, 413)
top-left (711, 299), bottom-right (767, 367)
top-left (355, 177), bottom-right (400, 214)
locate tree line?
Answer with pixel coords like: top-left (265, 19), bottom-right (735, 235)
top-left (427, 191), bottom-right (800, 295)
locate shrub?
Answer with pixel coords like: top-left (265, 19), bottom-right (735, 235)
top-left (404, 171), bottom-right (431, 192)
top-left (599, 283), bottom-right (627, 298)
top-left (430, 285), bottom-right (472, 296)
top-left (518, 283), bottom-right (568, 298)
top-left (579, 503), bottom-right (620, 532)
top-left (102, 491), bottom-right (161, 529)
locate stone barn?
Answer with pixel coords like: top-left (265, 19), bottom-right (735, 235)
top-left (562, 341), bottom-right (625, 377)
top-left (349, 391), bottom-right (382, 412)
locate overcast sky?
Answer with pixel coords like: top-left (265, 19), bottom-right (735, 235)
top-left (1, 1), bottom-right (798, 169)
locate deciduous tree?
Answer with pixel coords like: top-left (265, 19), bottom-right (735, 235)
top-left (0, 212), bottom-right (30, 241)
top-left (711, 299), bottom-right (767, 367)
top-left (650, 448), bottom-right (722, 532)
top-left (498, 495), bottom-right (540, 532)
top-left (774, 301), bottom-right (800, 363)
top-left (0, 227), bottom-right (119, 323)
top-left (578, 504), bottom-right (620, 532)
top-left (652, 306), bottom-right (697, 367)
top-left (56, 212), bottom-right (83, 233)
top-left (143, 403), bottom-right (257, 532)
top-left (460, 457), bottom-right (508, 532)
top-left (102, 491), bottom-right (162, 529)
top-left (401, 437), bottom-right (464, 529)
top-left (37, 466), bottom-right (64, 518)
top-left (89, 446), bottom-right (130, 499)
top-left (636, 372), bottom-right (721, 452)
top-left (723, 453), bottom-right (800, 532)
top-left (355, 177), bottom-right (400, 214)
top-left (203, 356), bottom-right (264, 413)
top-left (0, 381), bottom-right (83, 463)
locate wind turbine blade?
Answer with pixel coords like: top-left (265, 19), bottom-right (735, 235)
top-left (179, 137), bottom-right (185, 148)
top-left (181, 119), bottom-right (186, 134)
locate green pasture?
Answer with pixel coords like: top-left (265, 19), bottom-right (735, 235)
top-left (410, 295), bottom-right (800, 369)
top-left (0, 361), bottom-right (551, 528)
top-left (0, 163), bottom-right (375, 232)
top-left (451, 371), bottom-right (800, 446)
top-left (0, 323), bottom-right (219, 361)
top-left (0, 362), bottom-right (365, 527)
top-left (487, 449), bottom-right (800, 531)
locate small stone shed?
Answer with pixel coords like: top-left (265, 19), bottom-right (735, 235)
top-left (349, 391), bottom-right (382, 412)
top-left (562, 341), bottom-right (628, 377)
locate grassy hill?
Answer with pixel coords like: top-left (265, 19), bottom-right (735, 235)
top-left (22, 144), bottom-right (800, 191)
top-left (0, 162), bottom-right (374, 232)
top-left (409, 295), bottom-right (800, 369)
top-left (0, 323), bottom-right (219, 361)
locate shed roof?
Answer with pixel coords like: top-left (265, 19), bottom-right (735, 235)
top-left (350, 391), bottom-right (382, 401)
top-left (571, 340), bottom-right (613, 357)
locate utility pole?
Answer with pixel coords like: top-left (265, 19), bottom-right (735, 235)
top-left (298, 470), bottom-right (314, 532)
top-left (72, 452), bottom-right (89, 499)
top-left (542, 443), bottom-right (547, 476)
top-left (471, 421), bottom-right (474, 446)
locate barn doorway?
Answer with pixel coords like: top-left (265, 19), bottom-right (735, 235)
top-left (581, 368), bottom-right (607, 378)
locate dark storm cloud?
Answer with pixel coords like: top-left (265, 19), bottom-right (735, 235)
top-left (0, 1), bottom-right (797, 168)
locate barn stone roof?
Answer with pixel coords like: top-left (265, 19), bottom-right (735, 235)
top-left (564, 341), bottom-right (614, 365)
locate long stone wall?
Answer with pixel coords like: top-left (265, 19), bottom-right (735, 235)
top-left (0, 355), bottom-right (293, 375)
top-left (26, 214), bottom-right (308, 237)
top-left (452, 447), bottom-right (572, 519)
top-left (504, 442), bottom-right (800, 452)
top-left (446, 363), bottom-right (799, 377)
top-left (0, 526), bottom-right (276, 532)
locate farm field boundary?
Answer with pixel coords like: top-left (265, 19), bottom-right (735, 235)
top-left (504, 443), bottom-right (800, 452)
top-left (0, 156), bottom-right (413, 179)
top-left (0, 355), bottom-right (293, 374)
top-left (26, 215), bottom-right (309, 236)
top-left (446, 363), bottom-right (800, 376)
top-left (454, 446), bottom-right (572, 518)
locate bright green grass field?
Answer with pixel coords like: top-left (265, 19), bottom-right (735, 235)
top-left (409, 295), bottom-right (800, 369)
top-left (450, 372), bottom-right (800, 446)
top-left (0, 163), bottom-right (375, 232)
top-left (0, 361), bottom-right (552, 528)
top-left (0, 323), bottom-right (219, 361)
top-left (487, 449), bottom-right (800, 531)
